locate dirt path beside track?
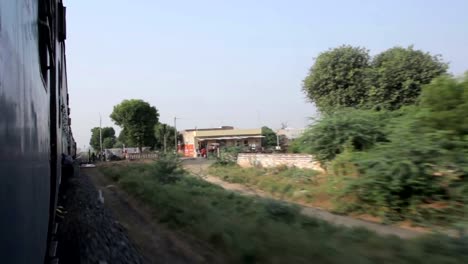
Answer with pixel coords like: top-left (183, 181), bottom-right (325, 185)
top-left (182, 159), bottom-right (424, 239)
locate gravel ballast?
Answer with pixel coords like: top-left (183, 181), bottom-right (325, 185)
top-left (56, 169), bottom-right (145, 264)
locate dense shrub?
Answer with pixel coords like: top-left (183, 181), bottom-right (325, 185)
top-left (332, 75), bottom-right (468, 224)
top-left (336, 131), bottom-right (468, 222)
top-left (149, 154), bottom-right (185, 183)
top-left (296, 109), bottom-right (390, 164)
top-left (215, 146), bottom-right (244, 166)
top-left (417, 75), bottom-right (468, 136)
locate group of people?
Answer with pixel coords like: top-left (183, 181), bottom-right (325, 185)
top-left (89, 151), bottom-right (106, 162)
top-left (197, 145), bottom-right (219, 158)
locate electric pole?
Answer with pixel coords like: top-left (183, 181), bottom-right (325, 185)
top-left (174, 117), bottom-right (177, 153)
top-left (99, 114), bottom-right (103, 153)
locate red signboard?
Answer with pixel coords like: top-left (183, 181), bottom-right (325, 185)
top-left (184, 144), bottom-right (195, 157)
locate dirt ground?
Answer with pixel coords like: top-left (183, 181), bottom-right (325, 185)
top-left (85, 167), bottom-right (225, 264)
top-left (182, 158), bottom-right (424, 239)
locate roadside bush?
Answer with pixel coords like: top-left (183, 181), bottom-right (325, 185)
top-left (148, 154), bottom-right (184, 184)
top-left (332, 75), bottom-right (468, 224)
top-left (215, 146), bottom-right (243, 166)
top-left (297, 109), bottom-right (390, 164)
top-left (417, 74), bottom-right (468, 136)
top-left (338, 134), bottom-right (466, 221)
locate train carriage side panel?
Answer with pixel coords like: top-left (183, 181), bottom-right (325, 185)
top-left (0, 0), bottom-right (53, 263)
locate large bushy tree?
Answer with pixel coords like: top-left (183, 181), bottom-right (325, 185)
top-left (303, 45), bottom-right (447, 113)
top-left (89, 127), bottom-right (116, 151)
top-left (368, 46), bottom-right (448, 110)
top-left (110, 99), bottom-right (159, 152)
top-left (303, 45), bottom-right (371, 113)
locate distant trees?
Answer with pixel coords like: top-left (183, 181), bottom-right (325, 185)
top-left (303, 45), bottom-right (447, 113)
top-left (110, 99), bottom-right (159, 152)
top-left (261, 126), bottom-right (277, 148)
top-left (102, 137), bottom-right (116, 149)
top-left (89, 127), bottom-right (116, 151)
top-left (154, 123), bottom-right (177, 152)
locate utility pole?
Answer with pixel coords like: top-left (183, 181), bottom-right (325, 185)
top-left (174, 117), bottom-right (177, 153)
top-left (99, 114), bottom-right (103, 153)
top-left (276, 127), bottom-right (281, 151)
top-left (163, 133), bottom-right (167, 153)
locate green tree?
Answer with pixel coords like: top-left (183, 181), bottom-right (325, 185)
top-left (261, 126), bottom-right (277, 148)
top-left (154, 123), bottom-right (177, 152)
top-left (102, 137), bottom-right (116, 149)
top-left (303, 45), bottom-right (371, 113)
top-left (110, 99), bottom-right (159, 152)
top-left (117, 128), bottom-right (132, 146)
top-left (369, 46), bottom-right (448, 110)
top-left (89, 127), bottom-right (116, 151)
top-left (113, 140), bottom-right (124, 148)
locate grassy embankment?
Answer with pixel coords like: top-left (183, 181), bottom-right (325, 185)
top-left (99, 159), bottom-right (467, 264)
top-left (208, 164), bottom-right (335, 207)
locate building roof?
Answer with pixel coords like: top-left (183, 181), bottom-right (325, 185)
top-left (194, 128), bottom-right (262, 138)
top-left (198, 135), bottom-right (263, 141)
top-left (184, 126), bottom-right (234, 132)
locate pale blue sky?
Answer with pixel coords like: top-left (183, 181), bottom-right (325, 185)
top-left (66, 0), bottom-right (468, 148)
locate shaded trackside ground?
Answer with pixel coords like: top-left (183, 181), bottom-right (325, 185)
top-left (85, 167), bottom-right (226, 264)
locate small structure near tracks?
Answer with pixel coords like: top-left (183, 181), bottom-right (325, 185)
top-left (127, 153), bottom-right (159, 160)
top-left (237, 153), bottom-right (324, 172)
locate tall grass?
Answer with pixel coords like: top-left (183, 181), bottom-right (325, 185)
top-left (208, 164), bottom-right (323, 202)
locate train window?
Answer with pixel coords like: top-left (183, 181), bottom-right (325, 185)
top-left (58, 62), bottom-right (62, 95)
top-left (38, 38), bottom-right (49, 85)
top-left (58, 3), bottom-right (67, 42)
top-left (38, 1), bottom-right (50, 87)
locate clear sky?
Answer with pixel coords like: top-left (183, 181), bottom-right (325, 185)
top-left (66, 0), bottom-right (468, 149)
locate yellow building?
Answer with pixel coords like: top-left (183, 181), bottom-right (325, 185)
top-left (181, 126), bottom-right (263, 157)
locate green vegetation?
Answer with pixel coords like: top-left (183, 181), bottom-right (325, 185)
top-left (99, 160), bottom-right (468, 263)
top-left (209, 164), bottom-right (322, 203)
top-left (215, 147), bottom-right (241, 165)
top-left (296, 109), bottom-right (390, 164)
top-left (89, 127), bottom-right (116, 151)
top-left (110, 99), bottom-right (159, 152)
top-left (303, 45), bottom-right (447, 113)
top-left (94, 102), bottom-right (179, 152)
top-left (154, 123), bottom-right (177, 152)
top-left (298, 75), bottom-right (468, 226)
top-left (368, 46), bottom-right (448, 110)
top-left (261, 126), bottom-right (277, 148)
top-left (303, 45), bottom-right (371, 113)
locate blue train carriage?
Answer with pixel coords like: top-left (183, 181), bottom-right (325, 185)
top-left (0, 1), bottom-right (74, 263)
